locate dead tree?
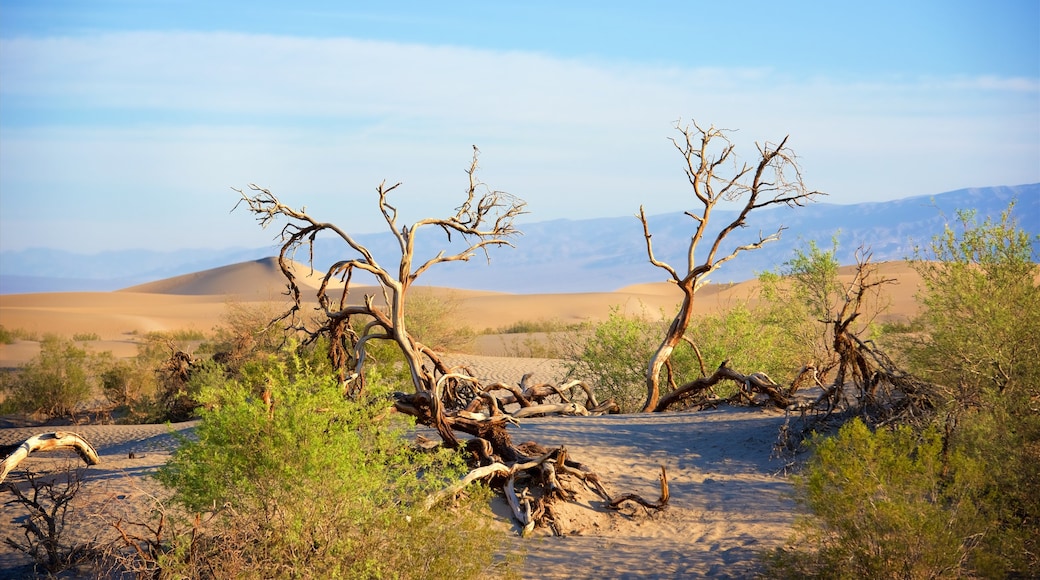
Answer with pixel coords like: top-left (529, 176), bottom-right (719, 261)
top-left (236, 148), bottom-right (660, 533)
top-left (236, 147), bottom-right (526, 444)
top-left (641, 121), bottom-right (823, 412)
top-left (807, 250), bottom-right (938, 425)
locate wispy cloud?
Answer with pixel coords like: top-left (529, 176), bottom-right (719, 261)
top-left (1, 32), bottom-right (1037, 252)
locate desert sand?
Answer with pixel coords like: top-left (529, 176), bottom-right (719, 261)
top-left (0, 258), bottom-right (925, 577)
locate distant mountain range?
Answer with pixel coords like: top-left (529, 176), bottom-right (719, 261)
top-left (2, 184), bottom-right (1037, 294)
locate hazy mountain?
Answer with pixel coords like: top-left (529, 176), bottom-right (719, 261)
top-left (1, 184), bottom-right (1036, 294)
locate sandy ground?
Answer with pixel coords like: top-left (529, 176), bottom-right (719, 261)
top-left (0, 259), bottom-right (930, 577)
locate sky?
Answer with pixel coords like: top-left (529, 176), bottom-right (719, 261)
top-left (1, 1), bottom-right (1038, 254)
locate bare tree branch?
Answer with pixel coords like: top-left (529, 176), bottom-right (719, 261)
top-left (640, 121), bottom-right (824, 411)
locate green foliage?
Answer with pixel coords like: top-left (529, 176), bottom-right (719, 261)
top-left (566, 306), bottom-right (664, 413)
top-left (489, 318), bottom-right (585, 334)
top-left (202, 300), bottom-right (286, 372)
top-left (405, 290), bottom-right (475, 352)
top-left (686, 302), bottom-right (806, 389)
top-left (569, 298), bottom-right (811, 412)
top-left (773, 204), bottom-right (1040, 577)
top-left (3, 335), bottom-right (97, 417)
top-left (144, 329), bottom-right (207, 342)
top-left (96, 352), bottom-right (159, 417)
top-left (908, 203), bottom-right (1040, 574)
top-left (772, 419), bottom-right (985, 578)
top-left (566, 305), bottom-right (705, 412)
top-left (156, 353), bottom-right (508, 578)
top-left (71, 332), bottom-right (100, 341)
top-left (909, 204), bottom-right (1040, 398)
top-left (0, 325), bottom-right (39, 343)
top-left (759, 237), bottom-right (877, 373)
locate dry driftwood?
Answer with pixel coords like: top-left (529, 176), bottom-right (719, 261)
top-left (0, 432), bottom-right (101, 483)
top-left (654, 360), bottom-right (794, 412)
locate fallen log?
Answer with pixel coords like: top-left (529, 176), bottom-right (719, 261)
top-left (0, 432), bottom-right (101, 483)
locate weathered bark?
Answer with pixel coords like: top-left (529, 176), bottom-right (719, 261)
top-left (609, 466), bottom-right (670, 510)
top-left (0, 432), bottom-right (101, 483)
top-left (638, 121), bottom-right (822, 412)
top-left (654, 360), bottom-right (792, 412)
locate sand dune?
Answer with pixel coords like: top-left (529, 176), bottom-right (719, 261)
top-left (0, 259), bottom-right (923, 369)
top-left (120, 256), bottom-right (330, 297)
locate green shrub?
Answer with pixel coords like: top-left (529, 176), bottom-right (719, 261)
top-left (3, 335), bottom-right (96, 417)
top-left (489, 318), bottom-right (584, 334)
top-left (568, 300), bottom-right (808, 413)
top-left (96, 353), bottom-right (159, 418)
top-left (156, 353), bottom-right (509, 578)
top-left (686, 302), bottom-right (806, 389)
top-left (0, 325), bottom-right (39, 343)
top-left (771, 204), bottom-right (1040, 577)
top-left (405, 290), bottom-right (475, 352)
top-left (565, 306), bottom-right (666, 413)
top-left (71, 332), bottom-right (100, 341)
top-left (771, 419), bottom-right (984, 578)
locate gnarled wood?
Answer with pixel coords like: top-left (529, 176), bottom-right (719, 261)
top-left (654, 360), bottom-right (793, 412)
top-left (0, 432), bottom-right (101, 483)
top-left (639, 121), bottom-right (823, 411)
top-left (609, 465), bottom-right (670, 510)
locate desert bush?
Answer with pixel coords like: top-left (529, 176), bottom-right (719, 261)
top-left (566, 306), bottom-right (701, 412)
top-left (770, 203), bottom-right (1040, 577)
top-left (686, 302), bottom-right (806, 389)
top-left (156, 351), bottom-right (509, 579)
top-left (490, 318), bottom-right (584, 334)
top-left (498, 332), bottom-right (575, 359)
top-left (96, 353), bottom-right (159, 418)
top-left (203, 300), bottom-right (286, 373)
top-left (905, 202), bottom-right (1040, 574)
top-left (3, 335), bottom-right (97, 417)
top-left (569, 299), bottom-right (809, 412)
top-left (144, 329), bottom-right (207, 342)
top-left (908, 203), bottom-right (1040, 402)
top-left (71, 332), bottom-right (100, 341)
top-left (0, 325), bottom-right (40, 343)
top-left (405, 290), bottom-right (475, 352)
top-left (768, 419), bottom-right (986, 579)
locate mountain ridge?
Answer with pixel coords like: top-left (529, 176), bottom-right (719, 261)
top-left (2, 184), bottom-right (1036, 294)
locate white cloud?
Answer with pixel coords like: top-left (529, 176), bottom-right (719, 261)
top-left (1, 32), bottom-right (1037, 252)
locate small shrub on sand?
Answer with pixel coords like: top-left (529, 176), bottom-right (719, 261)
top-left (156, 351), bottom-right (510, 579)
top-left (3, 335), bottom-right (97, 417)
top-left (405, 290), bottom-right (475, 352)
top-left (568, 302), bottom-right (801, 413)
top-left (767, 419), bottom-right (985, 578)
top-left (0, 325), bottom-right (40, 343)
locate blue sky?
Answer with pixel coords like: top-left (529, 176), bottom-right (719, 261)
top-left (1, 1), bottom-right (1038, 253)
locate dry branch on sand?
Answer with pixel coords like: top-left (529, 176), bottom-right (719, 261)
top-left (0, 433), bottom-right (101, 484)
